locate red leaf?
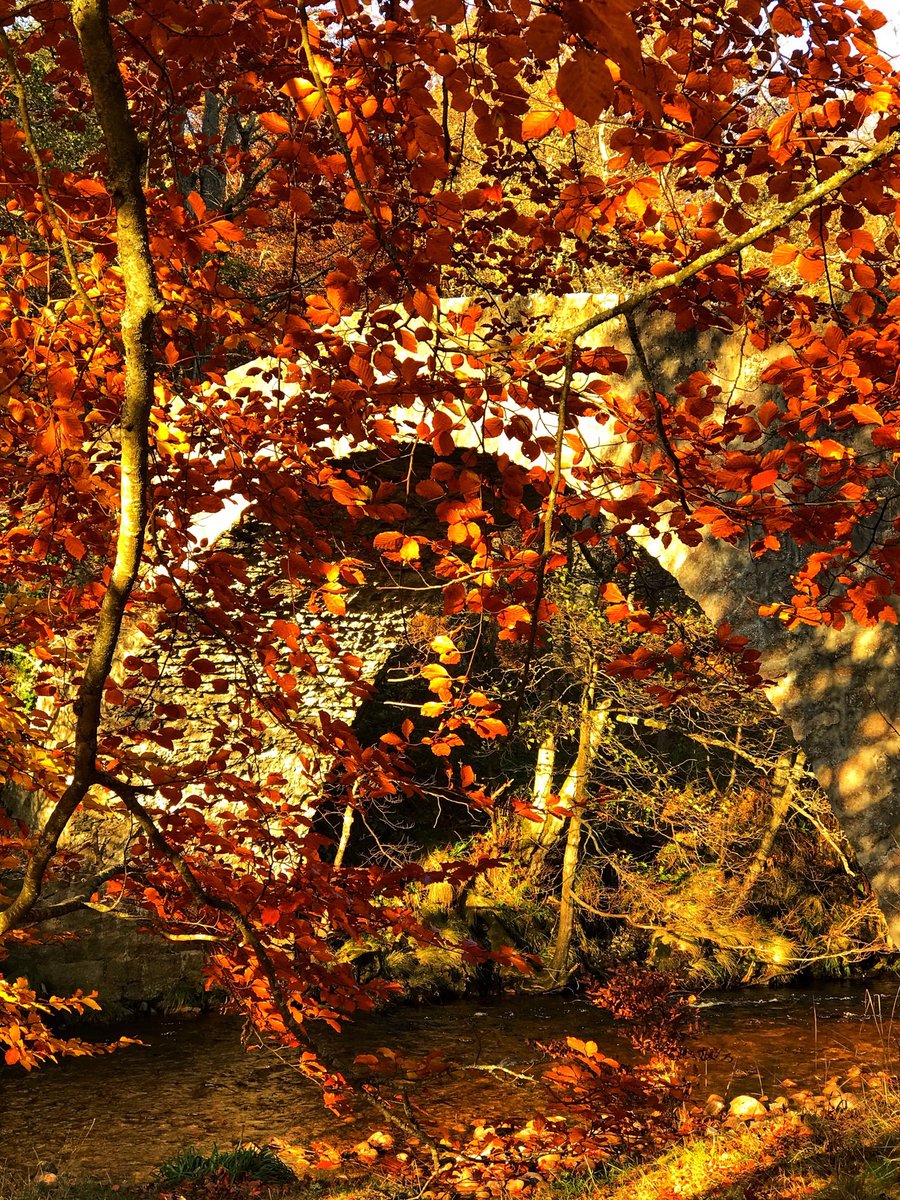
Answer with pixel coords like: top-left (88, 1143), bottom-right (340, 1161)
top-left (751, 468), bottom-right (778, 490)
top-left (413, 0), bottom-right (464, 22)
top-left (853, 261), bottom-right (877, 289)
top-left (526, 12), bottom-right (565, 59)
top-left (770, 5), bottom-right (803, 35)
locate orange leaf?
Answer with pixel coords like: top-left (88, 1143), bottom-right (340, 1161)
top-left (556, 49), bottom-right (614, 125)
top-left (522, 110), bottom-right (559, 141)
top-left (323, 591), bottom-right (346, 616)
top-left (798, 252), bottom-right (824, 283)
top-left (849, 403), bottom-right (883, 425)
top-left (750, 468), bottom-right (778, 489)
top-left (771, 244), bottom-right (798, 266)
top-left (853, 261), bottom-right (877, 289)
top-left (258, 111), bottom-right (291, 135)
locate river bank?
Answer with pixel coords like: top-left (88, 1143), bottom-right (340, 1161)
top-left (3, 1094), bottom-right (900, 1200)
top-left (4, 982), bottom-right (900, 1189)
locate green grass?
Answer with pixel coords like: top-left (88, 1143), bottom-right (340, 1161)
top-left (156, 1144), bottom-right (296, 1187)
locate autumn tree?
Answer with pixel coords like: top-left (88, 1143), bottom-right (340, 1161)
top-left (2, 0), bottom-right (900, 1148)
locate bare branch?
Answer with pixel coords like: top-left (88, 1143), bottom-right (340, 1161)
top-left (27, 865), bottom-right (128, 924)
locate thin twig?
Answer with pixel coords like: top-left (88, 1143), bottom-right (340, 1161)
top-left (625, 311), bottom-right (689, 509)
top-left (553, 127), bottom-right (900, 346)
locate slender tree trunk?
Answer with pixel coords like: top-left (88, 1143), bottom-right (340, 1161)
top-left (547, 804), bottom-right (585, 983)
top-left (198, 91), bottom-right (226, 208)
top-left (547, 671), bottom-right (599, 982)
top-left (520, 728), bottom-right (558, 847)
top-left (332, 804), bottom-right (354, 869)
top-left (733, 749), bottom-right (805, 911)
top-left (527, 701), bottom-right (609, 882)
top-left (0, 0), bottom-right (160, 935)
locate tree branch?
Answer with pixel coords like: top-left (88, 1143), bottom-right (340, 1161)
top-left (626, 310), bottom-right (689, 509)
top-left (557, 127), bottom-right (900, 343)
top-left (0, 0), bottom-right (161, 936)
top-left (26, 865), bottom-right (128, 924)
top-left (97, 772), bottom-right (442, 1163)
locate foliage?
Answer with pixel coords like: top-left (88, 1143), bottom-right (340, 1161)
top-left (0, 964), bottom-right (134, 1069)
top-left (396, 570), bottom-right (886, 990)
top-left (2, 0), bottom-right (900, 1172)
top-left (587, 966), bottom-right (698, 1059)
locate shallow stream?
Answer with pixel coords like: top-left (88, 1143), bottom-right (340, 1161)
top-left (2, 981), bottom-right (900, 1181)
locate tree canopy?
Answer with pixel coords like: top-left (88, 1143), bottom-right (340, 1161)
top-left (3, 0), bottom-right (900, 1167)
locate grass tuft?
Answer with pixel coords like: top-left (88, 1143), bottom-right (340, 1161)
top-left (156, 1144), bottom-right (295, 1187)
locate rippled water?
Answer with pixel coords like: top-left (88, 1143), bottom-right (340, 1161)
top-left (2, 981), bottom-right (900, 1181)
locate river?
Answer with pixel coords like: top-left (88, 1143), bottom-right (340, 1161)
top-left (2, 981), bottom-right (899, 1181)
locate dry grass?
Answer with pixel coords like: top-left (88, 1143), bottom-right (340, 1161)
top-left (0, 1177), bottom-right (408, 1200)
top-left (569, 1099), bottom-right (900, 1200)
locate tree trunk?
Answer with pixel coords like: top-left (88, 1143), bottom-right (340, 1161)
top-left (332, 804), bottom-right (354, 869)
top-left (520, 728), bottom-right (559, 847)
top-left (733, 749), bottom-right (805, 911)
top-left (0, 0), bottom-right (160, 936)
top-left (526, 703), bottom-right (610, 882)
top-left (547, 673), bottom-right (599, 982)
top-left (198, 91), bottom-right (226, 208)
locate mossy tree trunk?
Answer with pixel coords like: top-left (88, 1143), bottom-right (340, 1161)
top-left (0, 0), bottom-right (160, 935)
